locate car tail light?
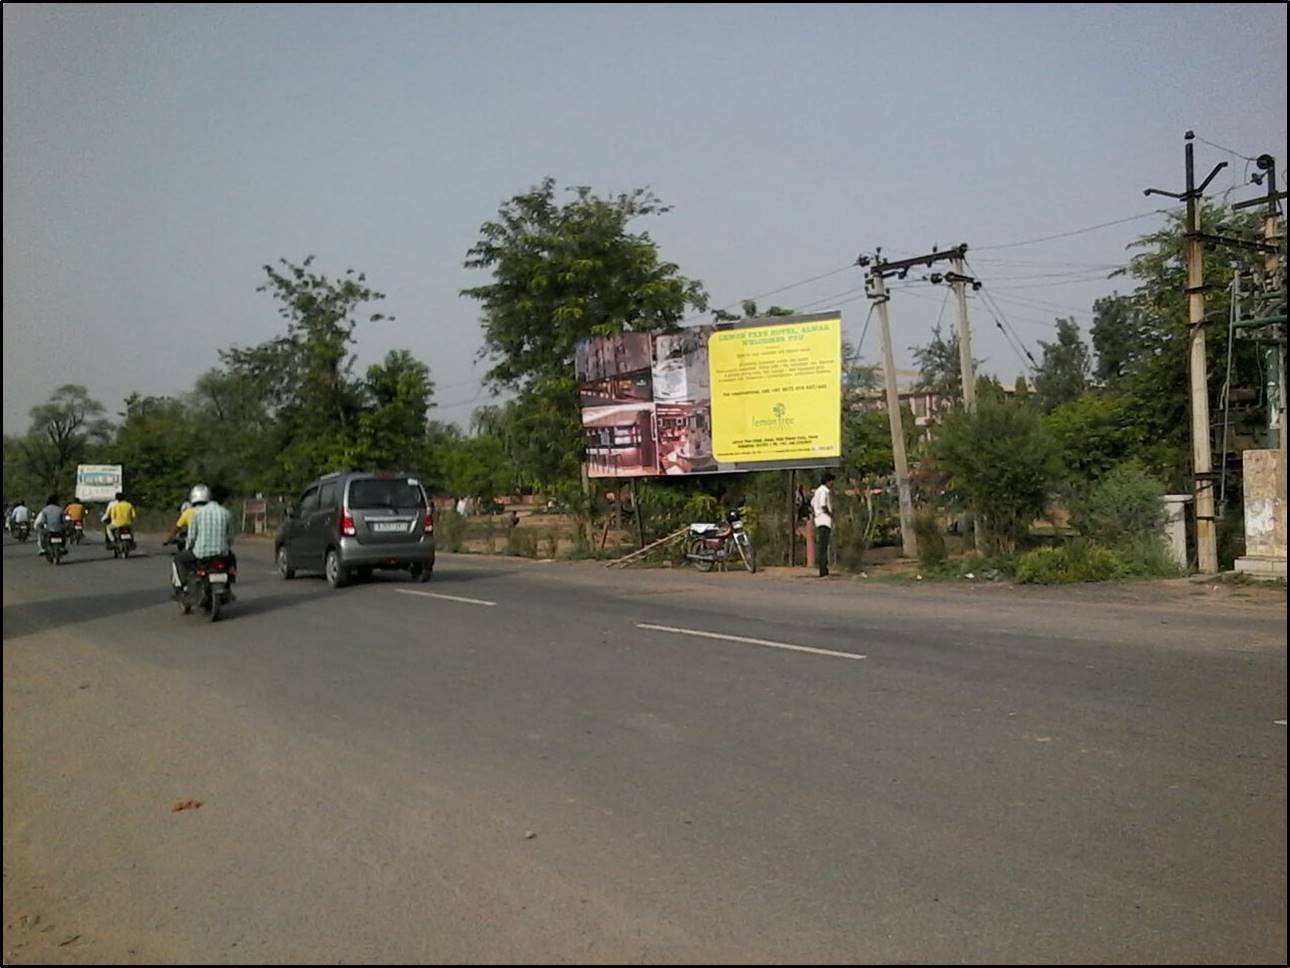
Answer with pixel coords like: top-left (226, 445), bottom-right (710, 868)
top-left (341, 508), bottom-right (357, 536)
top-left (424, 507), bottom-right (434, 532)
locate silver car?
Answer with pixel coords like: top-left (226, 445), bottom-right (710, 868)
top-left (275, 472), bottom-right (435, 588)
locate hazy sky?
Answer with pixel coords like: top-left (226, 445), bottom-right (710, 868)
top-left (4, 3), bottom-right (1286, 434)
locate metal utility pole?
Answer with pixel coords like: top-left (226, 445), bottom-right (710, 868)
top-left (1145, 132), bottom-right (1229, 573)
top-left (863, 244), bottom-right (969, 559)
top-left (868, 270), bottom-right (918, 558)
top-left (1233, 154), bottom-right (1287, 452)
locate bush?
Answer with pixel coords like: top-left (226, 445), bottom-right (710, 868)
top-left (1115, 533), bottom-right (1184, 578)
top-left (934, 397), bottom-right (1062, 553)
top-left (1071, 460), bottom-right (1166, 548)
top-left (437, 507), bottom-right (467, 553)
top-left (1015, 541), bottom-right (1124, 584)
top-left (506, 527), bottom-right (538, 558)
top-left (913, 509), bottom-right (947, 569)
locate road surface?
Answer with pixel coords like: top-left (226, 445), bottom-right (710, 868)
top-left (3, 534), bottom-right (1286, 964)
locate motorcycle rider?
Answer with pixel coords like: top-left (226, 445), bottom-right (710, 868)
top-left (9, 499), bottom-right (31, 536)
top-left (175, 484), bottom-right (235, 594)
top-left (64, 497), bottom-right (87, 539)
top-left (34, 494), bottom-right (69, 558)
top-left (102, 491), bottom-right (137, 549)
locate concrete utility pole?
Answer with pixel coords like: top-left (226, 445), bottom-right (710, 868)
top-left (949, 253), bottom-right (978, 414)
top-left (1149, 135), bottom-right (1287, 571)
top-left (864, 244), bottom-right (970, 559)
top-left (867, 270), bottom-right (918, 559)
top-left (1146, 132), bottom-right (1229, 573)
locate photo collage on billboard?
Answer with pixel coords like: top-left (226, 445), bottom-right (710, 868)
top-left (652, 326), bottom-right (728, 475)
top-left (576, 333), bottom-right (659, 477)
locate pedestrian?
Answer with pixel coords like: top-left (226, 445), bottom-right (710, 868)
top-left (812, 472), bottom-right (835, 577)
top-left (510, 509), bottom-right (520, 529)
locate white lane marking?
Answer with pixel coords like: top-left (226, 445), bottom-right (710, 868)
top-left (396, 588), bottom-right (496, 607)
top-left (1276, 720), bottom-right (1287, 727)
top-left (635, 623), bottom-right (865, 661)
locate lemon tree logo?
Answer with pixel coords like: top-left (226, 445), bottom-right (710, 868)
top-left (754, 402), bottom-right (794, 429)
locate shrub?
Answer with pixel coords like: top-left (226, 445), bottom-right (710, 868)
top-left (1015, 541), bottom-right (1124, 583)
top-left (437, 507), bottom-right (467, 553)
top-left (913, 509), bottom-right (947, 569)
top-left (934, 397), bottom-right (1062, 553)
top-left (1071, 460), bottom-right (1166, 548)
top-left (506, 527), bottom-right (538, 558)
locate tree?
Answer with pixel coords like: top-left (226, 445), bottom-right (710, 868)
top-left (712, 300), bottom-right (795, 322)
top-left (224, 257), bottom-right (394, 488)
top-left (911, 323), bottom-right (963, 401)
top-left (1106, 202), bottom-right (1268, 486)
top-left (1045, 392), bottom-right (1144, 485)
top-left (353, 350), bottom-right (435, 470)
top-left (933, 397), bottom-right (1062, 553)
top-left (20, 385), bottom-right (112, 494)
top-left (1033, 317), bottom-right (1091, 411)
top-left (463, 178), bottom-right (707, 489)
top-left (1090, 292), bottom-right (1140, 386)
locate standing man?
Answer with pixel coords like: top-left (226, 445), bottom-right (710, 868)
top-left (812, 471), bottom-right (836, 578)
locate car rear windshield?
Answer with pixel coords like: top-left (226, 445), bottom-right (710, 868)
top-left (347, 479), bottom-right (426, 510)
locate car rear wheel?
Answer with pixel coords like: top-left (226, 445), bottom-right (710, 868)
top-left (410, 563), bottom-right (432, 583)
top-left (325, 549), bottom-right (348, 589)
top-left (277, 546), bottom-right (295, 579)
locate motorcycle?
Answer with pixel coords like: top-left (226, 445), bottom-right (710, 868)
top-left (13, 520), bottom-right (31, 542)
top-left (173, 550), bottom-right (237, 622)
top-left (686, 508), bottom-right (757, 574)
top-left (71, 519), bottom-right (85, 545)
top-left (111, 526), bottom-right (136, 559)
top-left (42, 531), bottom-right (67, 566)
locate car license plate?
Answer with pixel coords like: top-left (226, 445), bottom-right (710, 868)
top-left (208, 573), bottom-right (229, 584)
top-left (373, 522), bottom-right (405, 533)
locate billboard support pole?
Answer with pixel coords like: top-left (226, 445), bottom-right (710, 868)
top-left (870, 273), bottom-right (919, 559)
top-left (633, 478), bottom-right (645, 549)
top-left (788, 470), bottom-right (796, 567)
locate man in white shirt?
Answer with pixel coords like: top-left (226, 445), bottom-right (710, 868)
top-left (811, 472), bottom-right (836, 577)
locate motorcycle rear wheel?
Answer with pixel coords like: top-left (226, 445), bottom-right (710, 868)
top-left (689, 538), bottom-right (715, 572)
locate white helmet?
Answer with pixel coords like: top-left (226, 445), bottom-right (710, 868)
top-left (189, 484), bottom-right (211, 505)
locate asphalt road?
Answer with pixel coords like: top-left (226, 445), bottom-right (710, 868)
top-left (3, 532), bottom-right (1286, 964)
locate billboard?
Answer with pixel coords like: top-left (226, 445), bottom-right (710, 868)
top-left (576, 313), bottom-right (842, 478)
top-left (76, 464), bottom-right (124, 502)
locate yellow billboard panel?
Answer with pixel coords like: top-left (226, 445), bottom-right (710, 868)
top-left (709, 317), bottom-right (841, 464)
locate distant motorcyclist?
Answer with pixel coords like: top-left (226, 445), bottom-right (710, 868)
top-left (34, 494), bottom-right (69, 558)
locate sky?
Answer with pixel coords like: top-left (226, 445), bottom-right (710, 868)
top-left (4, 3), bottom-right (1287, 434)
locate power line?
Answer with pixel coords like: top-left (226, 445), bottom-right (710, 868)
top-left (975, 209), bottom-right (1174, 251)
top-left (684, 262), bottom-right (858, 323)
top-left (1193, 134), bottom-right (1259, 163)
top-left (967, 258), bottom-right (1039, 371)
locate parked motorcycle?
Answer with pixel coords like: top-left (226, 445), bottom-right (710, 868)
top-left (111, 526), bottom-right (136, 559)
top-left (686, 508), bottom-right (757, 574)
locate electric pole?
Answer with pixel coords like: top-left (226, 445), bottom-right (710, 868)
top-left (1146, 132), bottom-right (1229, 573)
top-left (949, 253), bottom-right (978, 413)
top-left (863, 244), bottom-right (970, 559)
top-left (867, 270), bottom-right (918, 559)
top-left (1148, 134), bottom-right (1285, 572)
